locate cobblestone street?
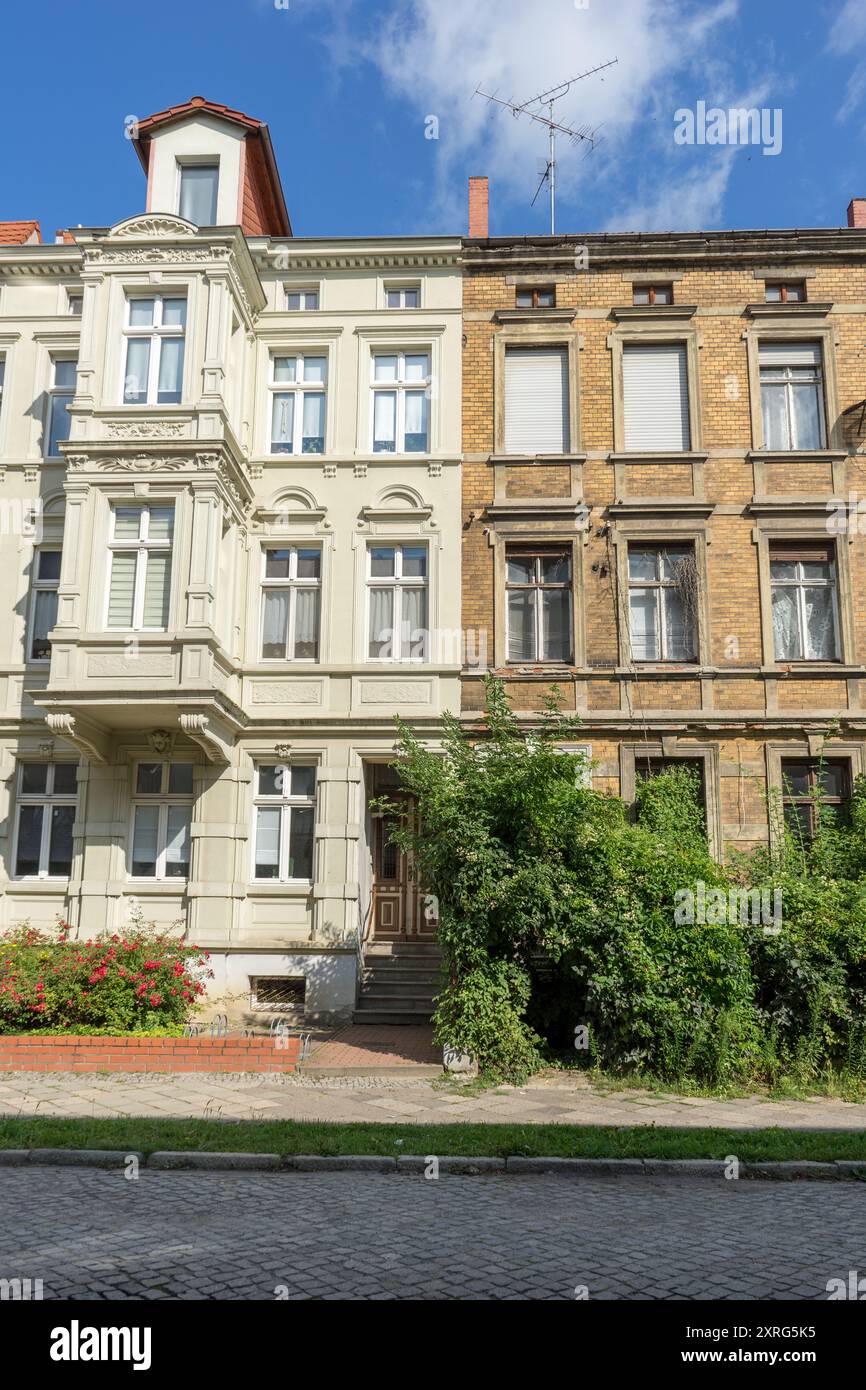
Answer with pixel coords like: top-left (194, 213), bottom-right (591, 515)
top-left (1, 1167), bottom-right (862, 1300)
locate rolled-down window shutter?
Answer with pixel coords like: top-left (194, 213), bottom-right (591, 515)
top-left (504, 347), bottom-right (569, 455)
top-left (622, 343), bottom-right (691, 450)
top-left (758, 341), bottom-right (822, 367)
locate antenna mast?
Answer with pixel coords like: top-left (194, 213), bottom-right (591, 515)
top-left (475, 59), bottom-right (617, 235)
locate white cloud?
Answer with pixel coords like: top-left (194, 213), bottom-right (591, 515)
top-left (827, 0), bottom-right (866, 120)
top-left (343, 0), bottom-right (767, 232)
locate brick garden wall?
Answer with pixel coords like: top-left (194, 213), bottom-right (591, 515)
top-left (0, 1036), bottom-right (301, 1072)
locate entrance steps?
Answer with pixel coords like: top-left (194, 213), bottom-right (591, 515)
top-left (353, 938), bottom-right (442, 1026)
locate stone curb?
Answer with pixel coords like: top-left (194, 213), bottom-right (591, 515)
top-left (148, 1151), bottom-right (281, 1171)
top-left (0, 1149), bottom-right (863, 1178)
top-left (397, 1155), bottom-right (505, 1174)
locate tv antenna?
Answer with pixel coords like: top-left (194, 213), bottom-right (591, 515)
top-left (475, 59), bottom-right (618, 235)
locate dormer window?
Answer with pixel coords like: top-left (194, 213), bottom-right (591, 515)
top-left (178, 163), bottom-right (219, 225)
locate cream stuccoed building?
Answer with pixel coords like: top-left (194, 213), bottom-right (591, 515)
top-left (0, 98), bottom-right (462, 1024)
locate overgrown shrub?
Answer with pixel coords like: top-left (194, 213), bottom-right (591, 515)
top-left (386, 678), bottom-right (866, 1086)
top-left (0, 917), bottom-right (211, 1034)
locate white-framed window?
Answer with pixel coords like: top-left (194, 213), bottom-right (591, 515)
top-left (628, 545), bottom-right (697, 662)
top-left (14, 762), bottom-right (78, 878)
top-left (385, 284), bottom-right (420, 309)
top-left (285, 286), bottom-right (320, 311)
top-left (122, 295), bottom-right (186, 405)
top-left (622, 342), bottom-right (690, 451)
top-left (178, 163), bottom-right (219, 225)
top-left (770, 543), bottom-right (839, 661)
top-left (28, 548), bottom-right (61, 661)
top-left (0, 356), bottom-right (5, 425)
top-left (67, 291), bottom-right (83, 316)
top-left (760, 341), bottom-right (825, 451)
top-left (371, 352), bottom-right (430, 453)
top-left (269, 354), bottom-right (327, 454)
top-left (506, 547), bottom-right (572, 663)
top-left (130, 761), bottom-right (193, 879)
top-left (45, 358), bottom-right (76, 457)
top-left (368, 543), bottom-right (428, 660)
top-left (504, 346), bottom-right (569, 455)
top-left (106, 504), bottom-right (174, 631)
top-left (261, 546), bottom-right (322, 660)
top-left (253, 763), bottom-right (316, 881)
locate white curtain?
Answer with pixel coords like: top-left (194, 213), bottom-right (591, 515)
top-left (772, 586), bottom-right (799, 659)
top-left (262, 590), bottom-right (288, 659)
top-left (294, 588), bottom-right (320, 659)
top-left (369, 588), bottom-right (394, 657)
top-left (402, 587), bottom-right (428, 658)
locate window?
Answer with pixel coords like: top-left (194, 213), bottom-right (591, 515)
top-left (635, 756), bottom-right (706, 817)
top-left (28, 549), bottom-right (61, 660)
top-left (632, 284), bottom-right (673, 305)
top-left (504, 346), bottom-right (569, 455)
top-left (261, 546), bottom-right (321, 660)
top-left (506, 548), bottom-right (572, 663)
top-left (0, 356), bottom-right (5, 424)
top-left (781, 759), bottom-right (849, 839)
top-left (368, 544), bottom-right (428, 660)
top-left (516, 287), bottom-right (555, 308)
top-left (628, 545), bottom-right (697, 662)
top-left (46, 359), bottom-right (76, 457)
top-left (253, 764), bottom-right (316, 881)
top-left (285, 287), bottom-right (319, 311)
top-left (759, 342), bottom-right (825, 450)
top-left (107, 504), bottom-right (174, 631)
top-left (371, 352), bottom-right (430, 452)
top-left (14, 762), bottom-right (77, 877)
top-left (67, 292), bottom-right (83, 316)
top-left (130, 761), bottom-right (193, 879)
top-left (765, 282), bottom-right (805, 303)
top-left (622, 343), bottom-right (690, 450)
top-left (178, 163), bottom-right (219, 225)
top-left (385, 285), bottom-right (420, 309)
top-left (122, 296), bottom-right (186, 405)
top-left (770, 543), bottom-right (838, 661)
top-left (269, 355), bottom-right (327, 454)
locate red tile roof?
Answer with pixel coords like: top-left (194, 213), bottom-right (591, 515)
top-left (0, 221), bottom-right (41, 245)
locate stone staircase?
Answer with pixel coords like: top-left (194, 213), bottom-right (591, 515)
top-left (353, 938), bottom-right (442, 1026)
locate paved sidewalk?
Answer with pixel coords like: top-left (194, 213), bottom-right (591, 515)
top-left (2, 1068), bottom-right (866, 1128)
top-left (302, 1024), bottom-right (440, 1073)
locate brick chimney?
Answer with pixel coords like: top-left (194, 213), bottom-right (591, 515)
top-left (468, 176), bottom-right (489, 238)
top-left (847, 198), bottom-right (866, 228)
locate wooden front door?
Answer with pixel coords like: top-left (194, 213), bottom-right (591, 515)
top-left (368, 767), bottom-right (432, 939)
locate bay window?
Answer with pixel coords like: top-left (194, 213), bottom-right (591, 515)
top-left (371, 352), bottom-right (430, 453)
top-left (107, 504), bottom-right (174, 631)
top-left (261, 546), bottom-right (321, 660)
top-left (253, 764), bottom-right (316, 881)
top-left (46, 358), bottom-right (76, 457)
top-left (368, 544), bottom-right (428, 660)
top-left (770, 543), bottom-right (838, 661)
top-left (28, 548), bottom-right (61, 660)
top-left (130, 761), bottom-right (193, 879)
top-left (122, 296), bottom-right (186, 405)
top-left (14, 762), bottom-right (78, 878)
top-left (269, 354), bottom-right (327, 454)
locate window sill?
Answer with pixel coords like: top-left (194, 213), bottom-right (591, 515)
top-left (11, 877), bottom-right (70, 887)
top-left (489, 452), bottom-right (586, 465)
top-left (609, 451), bottom-right (708, 464)
top-left (611, 305), bottom-right (697, 321)
top-left (247, 882), bottom-right (313, 895)
top-left (748, 449), bottom-right (846, 464)
top-left (746, 302), bottom-right (832, 318)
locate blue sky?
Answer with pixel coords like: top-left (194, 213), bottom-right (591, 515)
top-left (2, 0), bottom-right (865, 241)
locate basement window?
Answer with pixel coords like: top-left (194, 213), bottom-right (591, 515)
top-left (250, 976), bottom-right (306, 1012)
